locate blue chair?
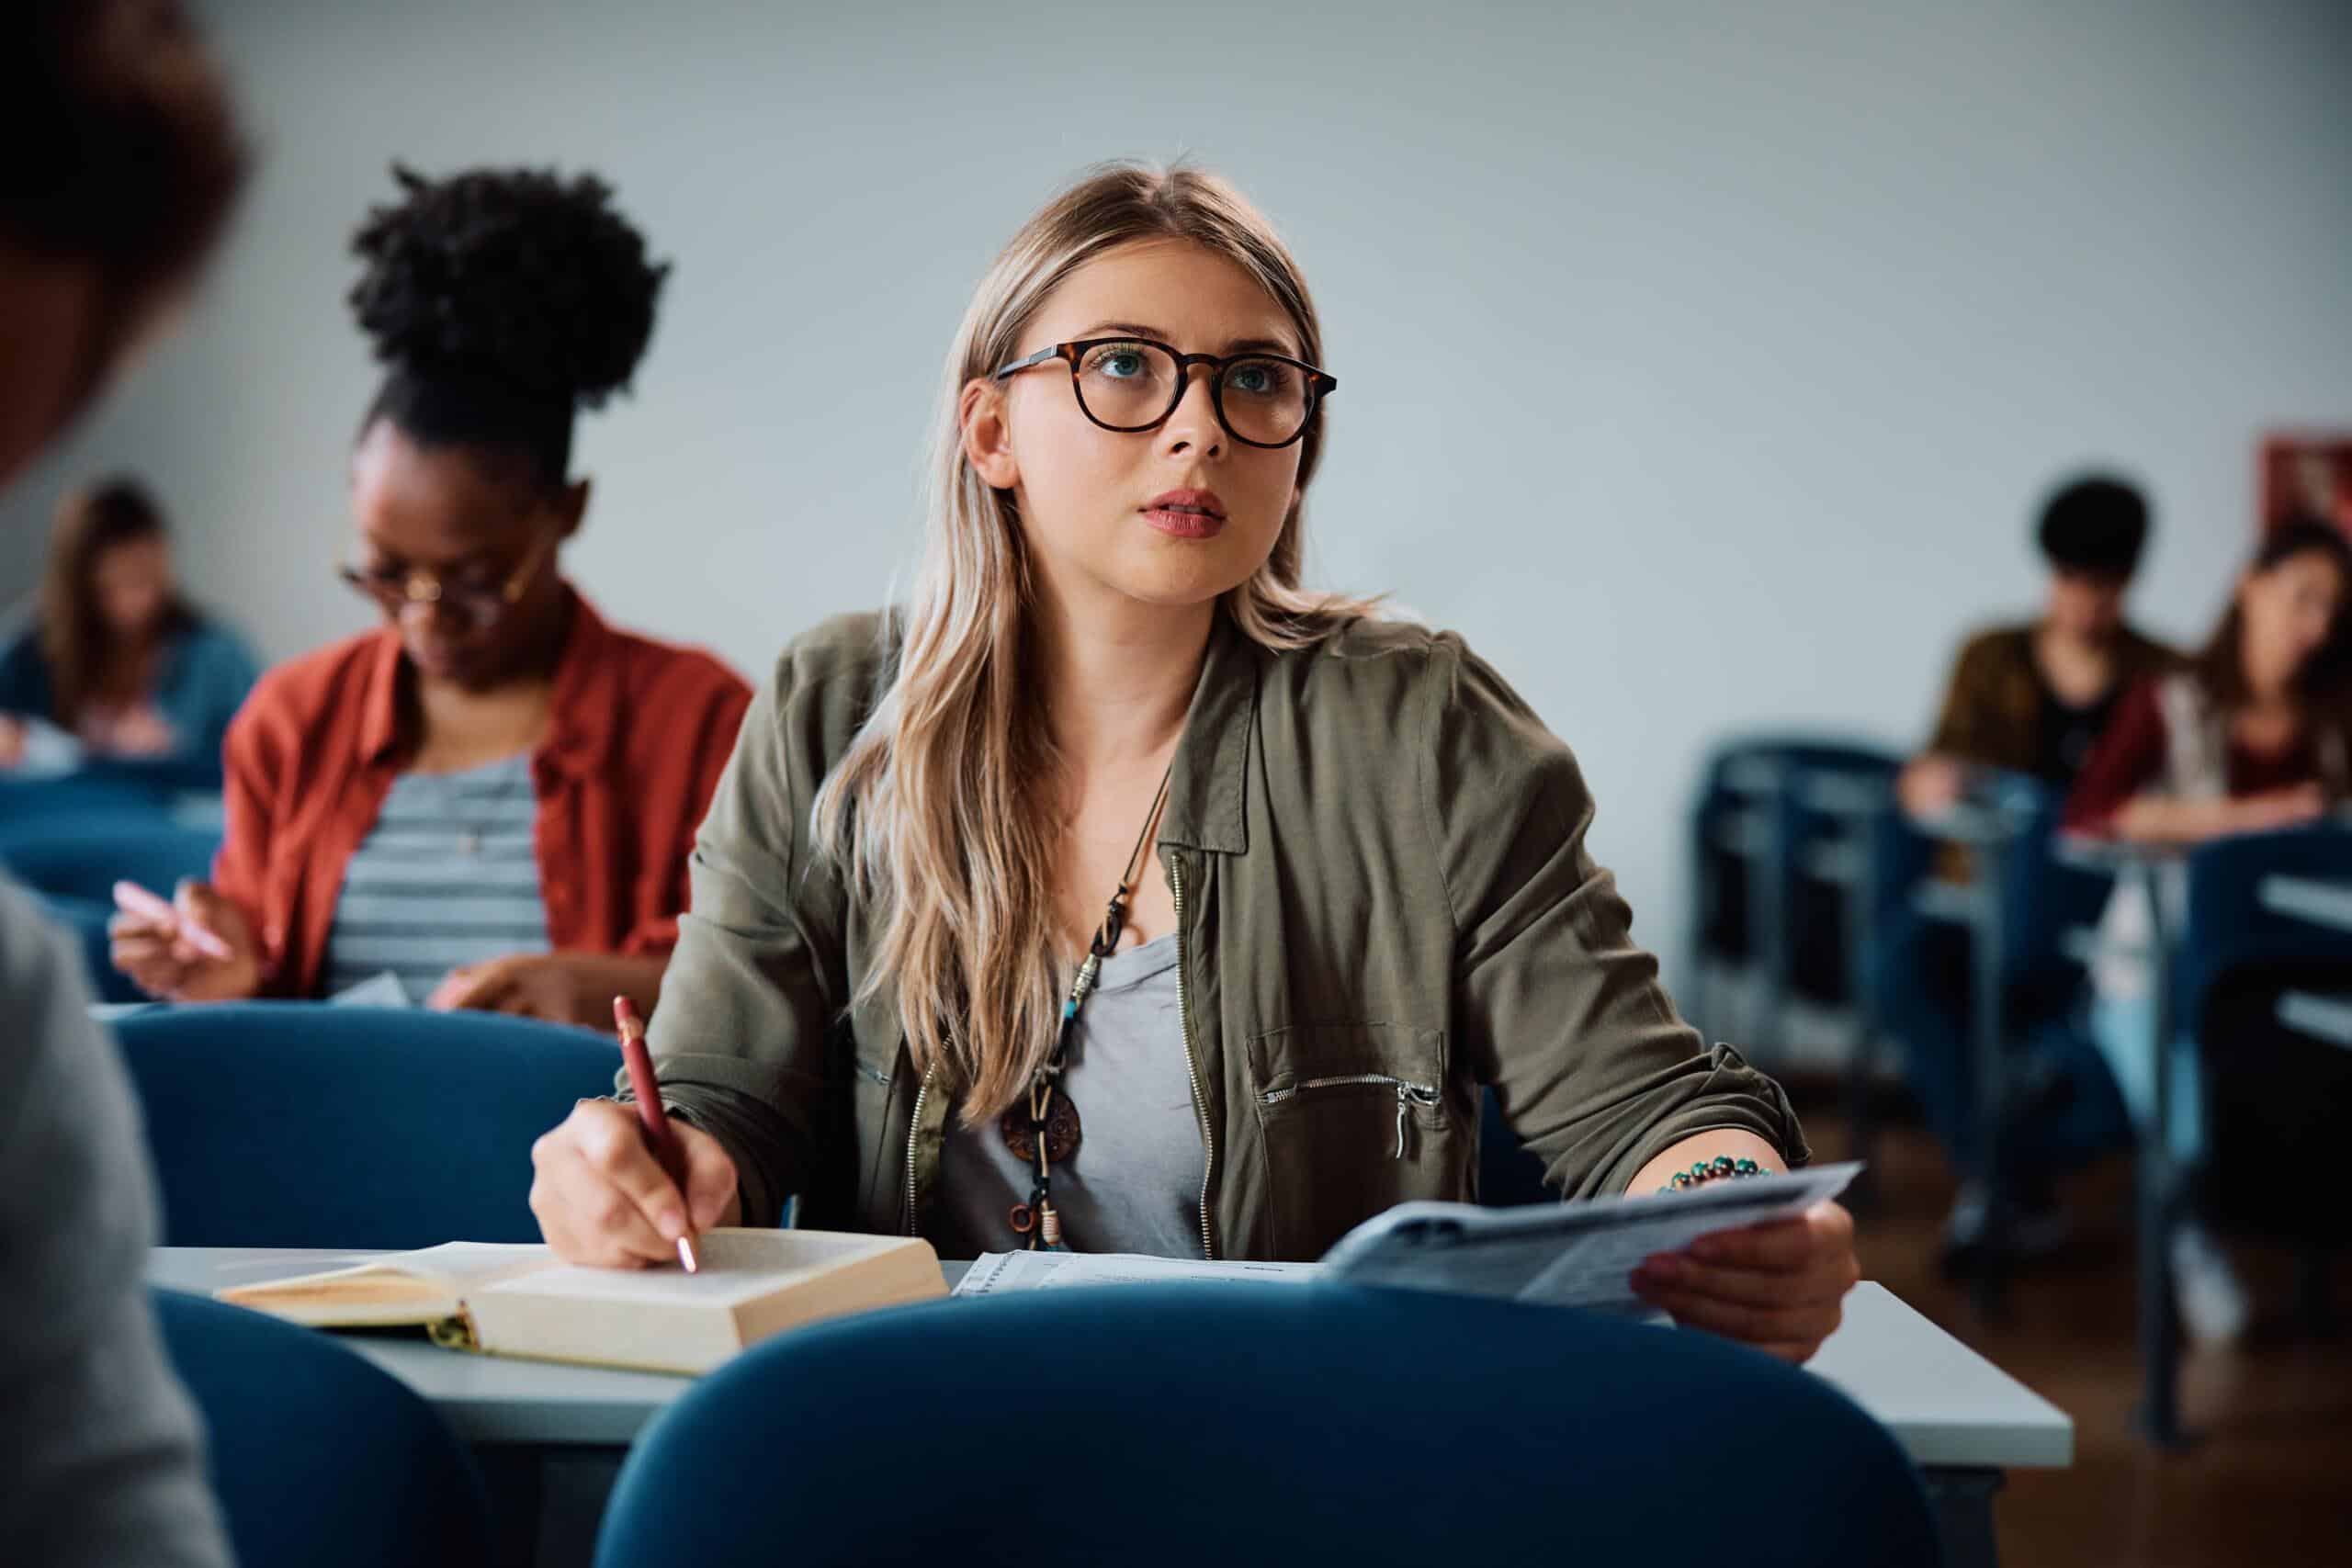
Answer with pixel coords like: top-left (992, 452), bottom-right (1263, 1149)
top-left (0, 771), bottom-right (169, 825)
top-left (116, 1003), bottom-right (619, 1247)
top-left (2127, 825), bottom-right (2352, 1445)
top-left (153, 1290), bottom-right (491, 1568)
top-left (1687, 736), bottom-right (1903, 1055)
top-left (1, 820), bottom-right (221, 904)
top-left (596, 1282), bottom-right (1941, 1568)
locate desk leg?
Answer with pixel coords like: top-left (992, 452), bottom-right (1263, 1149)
top-left (1970, 851), bottom-right (2010, 1320)
top-left (2133, 860), bottom-right (2191, 1450)
top-left (1922, 1467), bottom-right (2004, 1568)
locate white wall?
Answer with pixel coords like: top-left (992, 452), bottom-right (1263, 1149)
top-left (8, 0), bottom-right (2349, 987)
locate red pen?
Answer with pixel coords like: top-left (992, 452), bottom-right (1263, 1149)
top-left (615, 997), bottom-right (699, 1274)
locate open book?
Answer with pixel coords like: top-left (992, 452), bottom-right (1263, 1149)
top-left (219, 1229), bottom-right (944, 1375)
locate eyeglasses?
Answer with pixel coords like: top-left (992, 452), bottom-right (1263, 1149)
top-left (336, 528), bottom-right (556, 629)
top-left (990, 336), bottom-right (1336, 450)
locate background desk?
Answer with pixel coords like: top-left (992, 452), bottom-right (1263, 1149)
top-left (150, 1249), bottom-right (2069, 1567)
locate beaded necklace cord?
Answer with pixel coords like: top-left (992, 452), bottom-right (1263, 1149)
top-left (1000, 759), bottom-right (1177, 1251)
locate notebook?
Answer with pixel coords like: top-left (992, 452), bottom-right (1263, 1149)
top-left (218, 1228), bottom-right (944, 1375)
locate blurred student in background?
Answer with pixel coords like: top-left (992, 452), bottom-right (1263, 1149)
top-left (0, 477), bottom-right (257, 772)
top-left (1883, 475), bottom-right (2177, 1269)
top-left (111, 164), bottom-right (750, 1027)
top-left (2064, 516), bottom-right (2351, 1342)
top-left (0, 1), bottom-right (243, 1562)
top-left (1899, 474), bottom-right (2177, 814)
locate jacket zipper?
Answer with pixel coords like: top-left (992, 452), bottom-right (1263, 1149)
top-left (1168, 852), bottom-right (1216, 1260)
top-left (902, 1062), bottom-right (934, 1236)
top-left (1261, 1073), bottom-right (1442, 1159)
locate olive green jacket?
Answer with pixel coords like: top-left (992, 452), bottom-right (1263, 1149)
top-left (639, 611), bottom-right (1804, 1261)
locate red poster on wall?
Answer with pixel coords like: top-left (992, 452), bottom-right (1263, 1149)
top-left (2257, 432), bottom-right (2352, 537)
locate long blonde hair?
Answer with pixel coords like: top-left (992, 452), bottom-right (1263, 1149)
top-left (813, 161), bottom-right (1377, 1123)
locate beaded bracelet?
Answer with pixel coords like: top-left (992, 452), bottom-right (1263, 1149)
top-left (1657, 1155), bottom-right (1766, 1194)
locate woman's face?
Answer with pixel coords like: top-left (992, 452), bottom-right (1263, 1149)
top-left (92, 536), bottom-right (174, 638)
top-left (2237, 546), bottom-right (2347, 698)
top-left (965, 238), bottom-right (1308, 618)
top-left (348, 421), bottom-right (578, 690)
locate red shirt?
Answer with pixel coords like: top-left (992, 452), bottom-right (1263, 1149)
top-left (214, 590), bottom-right (752, 998)
top-left (2062, 676), bottom-right (2324, 835)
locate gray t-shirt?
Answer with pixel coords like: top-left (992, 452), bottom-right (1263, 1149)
top-left (325, 751), bottom-right (549, 1002)
top-left (932, 934), bottom-right (1204, 1258)
top-left (0, 881), bottom-right (230, 1565)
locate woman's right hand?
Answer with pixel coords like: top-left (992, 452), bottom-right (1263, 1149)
top-left (530, 1099), bottom-right (741, 1268)
top-left (0, 714), bottom-right (25, 770)
top-left (108, 880), bottom-right (264, 1001)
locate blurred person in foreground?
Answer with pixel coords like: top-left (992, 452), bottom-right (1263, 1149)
top-left (0, 477), bottom-right (258, 773)
top-left (0, 1), bottom-right (246, 1562)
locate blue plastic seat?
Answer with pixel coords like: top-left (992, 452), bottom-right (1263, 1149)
top-left (153, 1290), bottom-right (491, 1568)
top-left (1687, 735), bottom-right (1902, 1049)
top-left (597, 1281), bottom-right (1939, 1568)
top-left (116, 1002), bottom-right (620, 1247)
top-left (1, 820), bottom-right (221, 904)
top-left (2129, 824), bottom-right (2352, 1443)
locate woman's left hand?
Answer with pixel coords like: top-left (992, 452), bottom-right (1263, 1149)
top-left (1628, 1201), bottom-right (1859, 1363)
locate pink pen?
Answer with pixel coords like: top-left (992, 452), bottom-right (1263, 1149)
top-left (112, 880), bottom-right (234, 962)
top-left (615, 997), bottom-right (699, 1274)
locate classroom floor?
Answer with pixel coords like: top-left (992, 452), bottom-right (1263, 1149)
top-left (1813, 1107), bottom-right (2352, 1568)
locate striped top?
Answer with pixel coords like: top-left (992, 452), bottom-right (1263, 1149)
top-left (323, 752), bottom-right (548, 1002)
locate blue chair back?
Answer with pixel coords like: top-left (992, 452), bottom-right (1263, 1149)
top-left (116, 1003), bottom-right (619, 1247)
top-left (2177, 825), bottom-right (2352, 1031)
top-left (1, 821), bottom-right (221, 905)
top-left (1690, 735), bottom-right (1901, 1008)
top-left (597, 1282), bottom-right (1939, 1568)
top-left (153, 1290), bottom-right (490, 1568)
top-left (0, 773), bottom-right (172, 834)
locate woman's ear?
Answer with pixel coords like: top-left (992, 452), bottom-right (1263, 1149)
top-left (960, 378), bottom-right (1019, 490)
top-left (558, 478), bottom-right (591, 538)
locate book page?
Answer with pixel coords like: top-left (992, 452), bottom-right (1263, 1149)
top-left (218, 1243), bottom-right (550, 1324)
top-left (485, 1229), bottom-right (915, 1310)
top-left (954, 1252), bottom-right (1320, 1295)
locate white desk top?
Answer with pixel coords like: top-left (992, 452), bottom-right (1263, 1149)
top-left (148, 1249), bottom-right (2070, 1470)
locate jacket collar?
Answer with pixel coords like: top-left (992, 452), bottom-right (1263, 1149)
top-left (1158, 609), bottom-right (1257, 857)
top-left (356, 585), bottom-right (619, 778)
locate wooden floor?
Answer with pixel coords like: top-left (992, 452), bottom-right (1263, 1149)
top-left (1813, 1108), bottom-right (2352, 1567)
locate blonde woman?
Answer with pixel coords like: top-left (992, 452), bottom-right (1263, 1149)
top-left (530, 164), bottom-right (1859, 1359)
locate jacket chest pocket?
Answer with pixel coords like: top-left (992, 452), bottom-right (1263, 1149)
top-left (1245, 1022), bottom-right (1464, 1256)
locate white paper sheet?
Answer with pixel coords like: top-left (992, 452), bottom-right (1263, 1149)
top-left (1317, 1162), bottom-right (1861, 1309)
top-left (953, 1251), bottom-right (1320, 1296)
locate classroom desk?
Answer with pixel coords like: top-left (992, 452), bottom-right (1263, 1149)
top-left (150, 1248), bottom-right (2067, 1568)
top-left (2260, 872), bottom-right (2352, 934)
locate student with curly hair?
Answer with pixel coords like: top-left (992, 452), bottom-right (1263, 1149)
top-left (111, 164), bottom-right (752, 1028)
